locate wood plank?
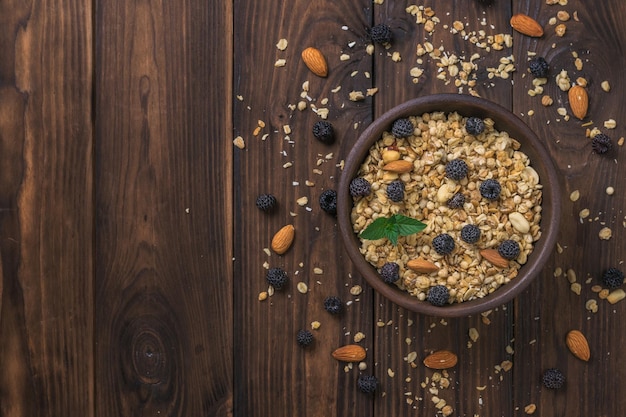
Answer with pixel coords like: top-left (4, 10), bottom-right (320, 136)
top-left (512, 1), bottom-right (626, 416)
top-left (94, 0), bottom-right (233, 415)
top-left (0, 0), bottom-right (94, 415)
top-left (232, 1), bottom-right (374, 416)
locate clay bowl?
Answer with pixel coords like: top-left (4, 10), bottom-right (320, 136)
top-left (337, 94), bottom-right (561, 317)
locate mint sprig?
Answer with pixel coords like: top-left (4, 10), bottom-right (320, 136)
top-left (359, 214), bottom-right (426, 245)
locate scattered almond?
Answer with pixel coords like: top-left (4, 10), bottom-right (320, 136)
top-left (565, 330), bottom-right (590, 361)
top-left (383, 159), bottom-right (414, 173)
top-left (568, 85), bottom-right (588, 120)
top-left (480, 249), bottom-right (509, 268)
top-left (423, 350), bottom-right (458, 369)
top-left (510, 14), bottom-right (544, 37)
top-left (271, 224), bottom-right (295, 254)
top-left (332, 344), bottom-right (367, 362)
top-left (301, 47), bottom-right (328, 77)
top-left (407, 258), bottom-right (439, 274)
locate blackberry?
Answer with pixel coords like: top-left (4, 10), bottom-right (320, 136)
top-left (368, 23), bottom-right (392, 44)
top-left (391, 118), bottom-right (414, 138)
top-left (296, 329), bottom-right (314, 347)
top-left (357, 374), bottom-right (378, 394)
top-left (386, 180), bottom-right (405, 202)
top-left (480, 178), bottom-right (501, 200)
top-left (319, 189), bottom-right (337, 215)
top-left (602, 267), bottom-right (624, 289)
top-left (432, 233), bottom-right (455, 255)
top-left (498, 239), bottom-right (520, 260)
top-left (542, 368), bottom-right (565, 390)
top-left (427, 285), bottom-right (450, 307)
top-left (266, 267), bottom-right (288, 290)
top-left (460, 224), bottom-right (481, 244)
top-left (591, 133), bottom-right (612, 154)
top-left (312, 120), bottom-right (335, 144)
top-left (323, 296), bottom-right (343, 315)
top-left (445, 159), bottom-right (469, 180)
top-left (447, 192), bottom-right (466, 209)
top-left (380, 262), bottom-right (400, 284)
top-left (528, 57), bottom-right (549, 78)
top-left (256, 194), bottom-right (277, 212)
top-left (465, 117), bottom-right (485, 135)
top-left (350, 177), bottom-right (372, 198)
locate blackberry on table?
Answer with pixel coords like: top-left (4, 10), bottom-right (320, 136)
top-left (319, 189), bottom-right (337, 215)
top-left (312, 120), bottom-right (335, 144)
top-left (460, 224), bottom-right (481, 244)
top-left (432, 233), bottom-right (455, 255)
top-left (480, 178), bottom-right (501, 200)
top-left (465, 117), bottom-right (485, 135)
top-left (368, 23), bottom-right (392, 44)
top-left (386, 180), bottom-right (405, 202)
top-left (445, 159), bottom-right (468, 180)
top-left (324, 296), bottom-right (343, 314)
top-left (447, 192), bottom-right (466, 209)
top-left (528, 57), bottom-right (549, 78)
top-left (602, 267), bottom-right (624, 289)
top-left (357, 374), bottom-right (378, 394)
top-left (427, 285), bottom-right (450, 307)
top-left (391, 118), bottom-right (414, 138)
top-left (350, 177), bottom-right (372, 198)
top-left (380, 262), bottom-right (400, 284)
top-left (266, 267), bottom-right (288, 290)
top-left (592, 133), bottom-right (612, 154)
top-left (498, 239), bottom-right (520, 260)
top-left (542, 368), bottom-right (565, 389)
top-left (296, 329), bottom-right (314, 347)
top-left (256, 194), bottom-right (277, 212)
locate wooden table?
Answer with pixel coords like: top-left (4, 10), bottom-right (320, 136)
top-left (1, 0), bottom-right (625, 416)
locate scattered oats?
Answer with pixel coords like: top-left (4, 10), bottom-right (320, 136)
top-left (312, 168), bottom-right (323, 175)
top-left (366, 88), bottom-right (379, 96)
top-left (274, 58), bottom-right (287, 67)
top-left (599, 289), bottom-right (610, 299)
top-left (354, 332), bottom-right (366, 342)
top-left (252, 126), bottom-right (262, 136)
top-left (604, 119), bottom-right (617, 129)
top-left (377, 320), bottom-right (386, 327)
top-left (311, 321), bottom-right (321, 330)
top-left (296, 282), bottom-right (308, 294)
top-left (366, 44), bottom-right (375, 55)
top-left (350, 285), bottom-right (363, 296)
top-left (263, 261), bottom-right (270, 269)
top-left (406, 351), bottom-right (418, 363)
top-left (263, 247), bottom-right (272, 257)
top-left (541, 95), bottom-right (553, 106)
top-left (548, 16), bottom-right (558, 25)
top-left (607, 289), bottom-right (626, 304)
top-left (556, 69), bottom-right (571, 91)
top-left (340, 53), bottom-right (350, 61)
top-left (258, 291), bottom-right (268, 301)
top-left (501, 360), bottom-right (513, 371)
top-left (569, 190), bottom-right (580, 202)
top-left (469, 327), bottom-right (479, 342)
top-left (442, 405), bottom-right (454, 417)
top-left (331, 85), bottom-right (342, 93)
top-left (554, 267), bottom-right (563, 277)
top-left (365, 72), bottom-right (371, 78)
top-left (574, 58), bottom-right (583, 71)
top-left (557, 107), bottom-right (568, 117)
top-left (591, 284), bottom-right (603, 293)
top-left (579, 208), bottom-right (590, 219)
top-left (557, 10), bottom-right (570, 21)
top-left (555, 23), bottom-right (566, 36)
top-left (233, 136), bottom-right (245, 149)
top-left (236, 95), bottom-right (244, 101)
top-left (283, 124), bottom-right (291, 134)
top-left (505, 345), bottom-right (514, 355)
top-left (585, 299), bottom-right (598, 313)
top-left (524, 403), bottom-right (537, 415)
top-left (289, 211), bottom-right (297, 217)
top-left (599, 227), bottom-right (612, 240)
top-left (619, 137), bottom-right (625, 146)
top-left (320, 98), bottom-right (329, 106)
top-left (349, 90), bottom-right (365, 101)
top-left (606, 186), bottom-right (615, 195)
top-left (559, 0), bottom-right (568, 5)
top-left (570, 282), bottom-right (582, 295)
top-left (302, 81), bottom-right (309, 91)
top-left (566, 268), bottom-right (577, 283)
top-left (388, 368), bottom-right (395, 378)
top-left (528, 110), bottom-right (535, 116)
top-left (297, 100), bottom-right (307, 111)
top-left (601, 80), bottom-right (611, 92)
top-left (283, 161), bottom-right (293, 168)
top-left (391, 51), bottom-right (402, 62)
top-left (313, 267), bottom-right (324, 275)
top-left (316, 108), bottom-right (329, 119)
top-left (556, 242), bottom-right (564, 253)
top-left (267, 285), bottom-right (275, 296)
top-left (348, 41), bottom-right (356, 48)
top-left (276, 38), bottom-right (288, 51)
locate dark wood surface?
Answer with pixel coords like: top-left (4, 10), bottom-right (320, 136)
top-left (1, 0), bottom-right (625, 416)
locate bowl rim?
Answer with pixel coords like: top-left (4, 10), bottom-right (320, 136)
top-left (337, 93), bottom-right (562, 317)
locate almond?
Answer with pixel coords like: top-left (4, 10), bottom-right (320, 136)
top-left (383, 159), bottom-right (414, 173)
top-left (271, 224), bottom-right (295, 255)
top-left (480, 249), bottom-right (509, 268)
top-left (568, 85), bottom-right (588, 120)
top-left (301, 47), bottom-right (328, 77)
top-left (565, 330), bottom-right (590, 361)
top-left (406, 258), bottom-right (439, 274)
top-left (423, 350), bottom-right (458, 370)
top-left (510, 13), bottom-right (544, 37)
top-left (332, 344), bottom-right (366, 362)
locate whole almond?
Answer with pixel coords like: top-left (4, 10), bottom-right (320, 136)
top-left (480, 249), bottom-right (509, 268)
top-left (423, 350), bottom-right (458, 370)
top-left (565, 330), bottom-right (590, 361)
top-left (407, 258), bottom-right (439, 274)
top-left (568, 85), bottom-right (589, 120)
top-left (332, 344), bottom-right (366, 362)
top-left (271, 224), bottom-right (295, 255)
top-left (383, 159), bottom-right (414, 173)
top-left (510, 13), bottom-right (544, 37)
top-left (301, 47), bottom-right (328, 77)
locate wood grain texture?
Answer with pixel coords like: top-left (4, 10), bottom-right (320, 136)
top-left (94, 0), bottom-right (233, 415)
top-left (0, 0), bottom-right (94, 416)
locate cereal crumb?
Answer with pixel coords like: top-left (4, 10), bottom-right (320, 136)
top-left (569, 190), bottom-right (580, 202)
top-left (354, 332), bottom-right (366, 342)
top-left (274, 58), bottom-right (286, 67)
top-left (606, 186), bottom-right (615, 195)
top-left (311, 321), bottom-right (321, 330)
top-left (349, 90), bottom-right (365, 101)
top-left (297, 282), bottom-right (308, 294)
top-left (599, 227), bottom-right (612, 240)
top-left (276, 38), bottom-right (288, 50)
top-left (233, 136), bottom-right (245, 149)
top-left (601, 81), bottom-right (611, 92)
top-left (258, 291), bottom-right (268, 301)
top-left (524, 403), bottom-right (537, 414)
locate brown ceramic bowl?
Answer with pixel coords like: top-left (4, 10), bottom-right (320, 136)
top-left (338, 94), bottom-right (561, 317)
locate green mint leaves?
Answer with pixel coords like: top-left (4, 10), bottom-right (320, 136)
top-left (359, 213), bottom-right (426, 246)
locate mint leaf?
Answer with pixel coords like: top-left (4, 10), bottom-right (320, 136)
top-left (359, 214), bottom-right (426, 245)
